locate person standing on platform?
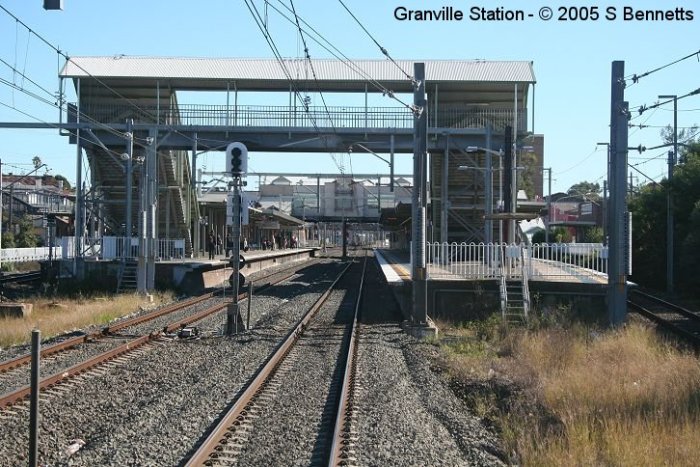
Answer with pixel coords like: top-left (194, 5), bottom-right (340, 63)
top-left (207, 232), bottom-right (216, 260)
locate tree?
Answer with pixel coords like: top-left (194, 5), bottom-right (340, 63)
top-left (629, 142), bottom-right (700, 292)
top-left (32, 156), bottom-right (42, 169)
top-left (580, 226), bottom-right (603, 243)
top-left (567, 181), bottom-right (601, 201)
top-left (519, 150), bottom-right (539, 200)
top-left (15, 214), bottom-right (38, 248)
top-left (54, 174), bottom-right (72, 190)
top-left (552, 226), bottom-right (572, 243)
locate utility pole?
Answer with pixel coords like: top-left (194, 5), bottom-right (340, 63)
top-left (659, 94), bottom-right (677, 294)
top-left (411, 62), bottom-right (428, 324)
top-left (608, 61), bottom-right (629, 326)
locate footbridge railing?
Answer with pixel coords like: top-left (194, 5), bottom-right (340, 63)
top-left (80, 103), bottom-right (527, 132)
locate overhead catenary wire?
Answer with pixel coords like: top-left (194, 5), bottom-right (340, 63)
top-left (0, 3), bottom-right (218, 154)
top-left (632, 86), bottom-right (700, 116)
top-left (0, 74), bottom-right (154, 151)
top-left (0, 98), bottom-right (134, 166)
top-left (625, 48), bottom-right (700, 86)
top-left (245, 0), bottom-right (350, 175)
top-left (287, 0), bottom-right (349, 176)
top-left (554, 146), bottom-right (603, 176)
top-left (0, 56), bottom-right (56, 100)
top-left (268, 0), bottom-right (415, 112)
top-left (336, 0), bottom-right (415, 84)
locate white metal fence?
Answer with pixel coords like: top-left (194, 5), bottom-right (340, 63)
top-left (426, 242), bottom-right (608, 280)
top-left (101, 237), bottom-right (186, 260)
top-left (0, 237), bottom-right (186, 264)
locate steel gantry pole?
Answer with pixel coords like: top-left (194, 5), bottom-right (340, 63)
top-left (411, 62), bottom-right (428, 324)
top-left (607, 61), bottom-right (628, 326)
top-left (659, 94), bottom-right (677, 294)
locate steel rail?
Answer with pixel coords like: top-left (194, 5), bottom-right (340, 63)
top-left (627, 299), bottom-right (700, 348)
top-left (629, 289), bottom-right (700, 323)
top-left (0, 259), bottom-right (314, 374)
top-left (0, 335), bottom-right (152, 408)
top-left (0, 271), bottom-right (42, 284)
top-left (0, 262), bottom-right (313, 407)
top-left (185, 260), bottom-right (354, 466)
top-left (329, 256), bottom-right (367, 466)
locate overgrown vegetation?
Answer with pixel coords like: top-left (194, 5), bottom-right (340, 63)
top-left (629, 135), bottom-right (699, 293)
top-left (435, 311), bottom-right (700, 466)
top-left (0, 292), bottom-right (174, 349)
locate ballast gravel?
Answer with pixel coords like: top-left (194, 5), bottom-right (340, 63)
top-left (0, 260), bottom-right (343, 466)
top-left (0, 256), bottom-right (507, 465)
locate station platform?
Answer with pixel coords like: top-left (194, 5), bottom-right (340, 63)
top-left (161, 248), bottom-right (318, 293)
top-left (72, 248), bottom-right (318, 294)
top-left (374, 249), bottom-right (610, 322)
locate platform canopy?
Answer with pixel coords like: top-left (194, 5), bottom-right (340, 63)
top-left (60, 56), bottom-right (536, 104)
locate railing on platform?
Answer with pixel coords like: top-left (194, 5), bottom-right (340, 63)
top-left (80, 103), bottom-right (527, 132)
top-left (426, 242), bottom-right (608, 280)
top-left (0, 247), bottom-right (63, 264)
top-left (101, 237), bottom-right (186, 260)
top-left (0, 237), bottom-right (186, 264)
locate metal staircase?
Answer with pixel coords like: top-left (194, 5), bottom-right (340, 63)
top-left (499, 247), bottom-right (531, 325)
top-left (116, 260), bottom-right (138, 293)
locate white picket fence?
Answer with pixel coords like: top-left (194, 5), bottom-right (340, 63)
top-left (426, 242), bottom-right (608, 280)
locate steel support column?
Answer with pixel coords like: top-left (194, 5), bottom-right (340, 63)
top-left (146, 127), bottom-right (157, 291)
top-left (125, 119), bottom-right (133, 238)
top-left (485, 127), bottom-right (493, 244)
top-left (192, 133), bottom-right (199, 257)
top-left (411, 62), bottom-right (428, 323)
top-left (607, 61), bottom-right (628, 326)
top-left (440, 133), bottom-right (449, 243)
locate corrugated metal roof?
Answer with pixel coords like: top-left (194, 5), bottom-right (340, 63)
top-left (60, 56), bottom-right (535, 84)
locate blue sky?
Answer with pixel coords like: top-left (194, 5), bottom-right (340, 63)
top-left (0, 0), bottom-right (698, 193)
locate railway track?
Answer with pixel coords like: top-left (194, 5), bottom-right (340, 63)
top-left (628, 289), bottom-right (700, 347)
top-left (0, 270), bottom-right (42, 284)
top-left (186, 255), bottom-right (366, 466)
top-left (0, 259), bottom-right (318, 408)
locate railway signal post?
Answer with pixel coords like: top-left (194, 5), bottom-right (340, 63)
top-left (225, 143), bottom-right (248, 335)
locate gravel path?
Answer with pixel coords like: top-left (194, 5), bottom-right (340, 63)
top-left (0, 260), bottom-right (344, 466)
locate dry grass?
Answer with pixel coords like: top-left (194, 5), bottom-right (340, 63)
top-left (0, 292), bottom-right (175, 349)
top-left (438, 320), bottom-right (700, 466)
